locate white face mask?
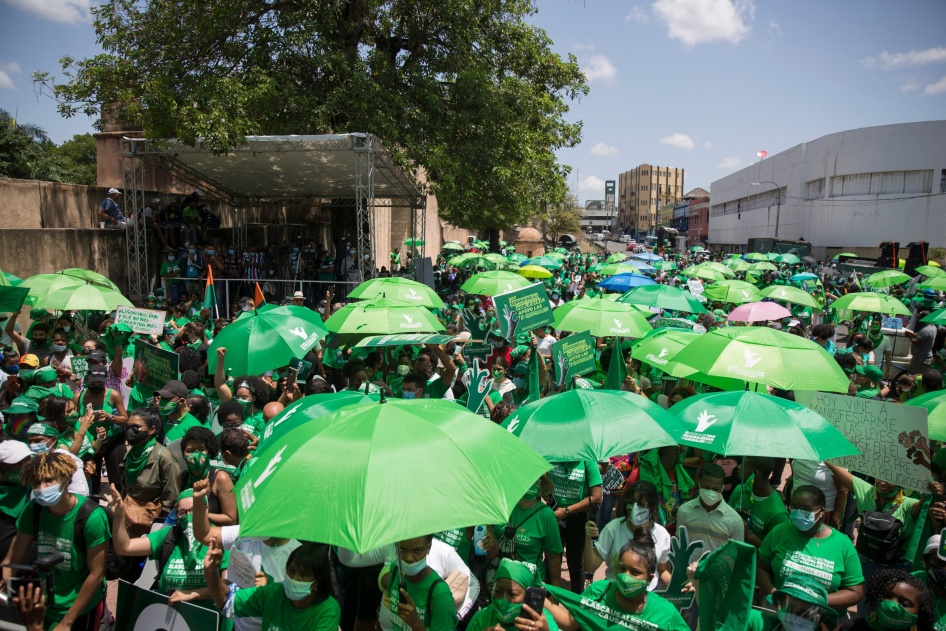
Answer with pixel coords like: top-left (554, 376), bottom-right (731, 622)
top-left (283, 576), bottom-right (314, 601)
top-left (699, 488), bottom-right (722, 506)
top-left (629, 503), bottom-right (651, 526)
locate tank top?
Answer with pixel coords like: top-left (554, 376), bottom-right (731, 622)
top-left (79, 388), bottom-right (120, 439)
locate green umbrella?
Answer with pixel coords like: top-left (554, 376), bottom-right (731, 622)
top-left (500, 240), bottom-right (509, 247)
top-left (827, 293), bottom-right (911, 315)
top-left (699, 262), bottom-right (736, 278)
top-left (921, 308), bottom-right (946, 325)
top-left (525, 256), bottom-right (563, 270)
top-left (629, 328), bottom-right (746, 391)
top-left (915, 265), bottom-right (946, 278)
top-left (324, 297), bottom-right (445, 335)
top-left (722, 257), bottom-right (743, 267)
top-left (652, 261), bottom-right (677, 271)
top-left (403, 238), bottom-right (426, 246)
top-left (235, 399), bottom-right (551, 551)
top-left (494, 260), bottom-right (523, 272)
top-left (208, 304), bottom-right (328, 374)
top-left (448, 253), bottom-right (476, 266)
top-left (919, 277), bottom-right (946, 291)
top-left (458, 256), bottom-right (497, 270)
top-left (599, 264), bottom-right (639, 277)
top-left (765, 253), bottom-right (780, 261)
top-left (759, 285), bottom-right (819, 308)
top-left (690, 245), bottom-right (705, 252)
top-left (2, 271), bottom-right (22, 287)
top-left (546, 252), bottom-right (568, 261)
top-left (39, 283), bottom-right (133, 311)
top-left (261, 391), bottom-right (379, 445)
top-left (484, 253), bottom-right (508, 265)
top-left (672, 326), bottom-right (849, 392)
top-left (518, 265), bottom-right (552, 279)
top-left (832, 252), bottom-right (858, 259)
top-left (865, 269), bottom-right (911, 288)
top-left (730, 261), bottom-right (751, 273)
top-left (441, 242), bottom-right (465, 252)
top-left (58, 268), bottom-right (121, 290)
top-left (743, 253), bottom-right (767, 261)
top-left (551, 296), bottom-right (653, 338)
top-left (905, 390), bottom-right (946, 441)
top-left (508, 254), bottom-right (528, 264)
top-left (348, 277), bottom-right (445, 308)
top-left (618, 285), bottom-right (708, 314)
top-left (606, 253), bottom-right (629, 264)
top-left (554, 247), bottom-right (568, 254)
top-left (681, 265), bottom-right (726, 282)
top-left (704, 280), bottom-right (761, 305)
top-left (460, 271), bottom-right (532, 296)
top-left (501, 389), bottom-right (682, 462)
top-left (21, 270), bottom-right (121, 307)
top-left (747, 261), bottom-right (778, 272)
top-left (669, 391), bottom-right (859, 459)
top-left (774, 253), bottom-right (801, 265)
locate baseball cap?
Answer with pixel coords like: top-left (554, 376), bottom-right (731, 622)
top-left (18, 355), bottom-right (39, 369)
top-left (924, 534), bottom-right (942, 558)
top-left (155, 380), bottom-right (189, 399)
top-left (771, 574), bottom-right (838, 629)
top-left (87, 350), bottom-right (107, 364)
top-left (29, 308), bottom-right (48, 320)
top-left (107, 187), bottom-right (121, 195)
top-left (0, 440), bottom-right (31, 464)
top-left (86, 364), bottom-right (108, 384)
top-left (854, 364), bottom-right (884, 382)
top-left (33, 366), bottom-right (58, 383)
top-left (151, 197), bottom-right (161, 203)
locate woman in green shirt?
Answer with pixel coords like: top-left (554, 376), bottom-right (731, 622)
top-left (844, 569), bottom-right (934, 631)
top-left (466, 559), bottom-right (557, 631)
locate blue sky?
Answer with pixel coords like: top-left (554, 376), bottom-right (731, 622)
top-left (2, 0), bottom-right (945, 196)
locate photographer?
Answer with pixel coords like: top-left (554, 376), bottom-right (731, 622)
top-left (2, 451), bottom-right (109, 630)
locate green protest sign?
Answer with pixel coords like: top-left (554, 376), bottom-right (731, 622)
top-left (133, 340), bottom-right (180, 394)
top-left (461, 308), bottom-right (491, 342)
top-left (355, 333), bottom-right (456, 347)
top-left (656, 525), bottom-right (701, 610)
top-left (550, 331), bottom-right (597, 386)
top-left (116, 580), bottom-right (220, 630)
top-left (0, 286), bottom-right (29, 314)
top-left (69, 356), bottom-right (89, 382)
top-left (462, 342), bottom-right (493, 361)
top-left (465, 360), bottom-right (492, 413)
top-left (493, 284), bottom-right (554, 341)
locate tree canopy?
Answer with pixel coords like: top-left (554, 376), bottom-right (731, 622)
top-left (0, 109), bottom-right (97, 186)
top-left (36, 0), bottom-right (588, 232)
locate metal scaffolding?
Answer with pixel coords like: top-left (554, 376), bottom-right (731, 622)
top-left (353, 141), bottom-right (375, 283)
top-left (120, 139), bottom-right (149, 302)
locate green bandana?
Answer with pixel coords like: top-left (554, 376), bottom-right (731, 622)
top-left (871, 600), bottom-right (918, 630)
top-left (495, 559), bottom-right (536, 589)
top-left (124, 437), bottom-right (157, 486)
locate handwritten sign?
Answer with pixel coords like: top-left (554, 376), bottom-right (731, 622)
top-left (116, 306), bottom-right (166, 335)
top-left (796, 391), bottom-right (931, 493)
top-left (550, 331), bottom-right (597, 386)
top-left (493, 284), bottom-right (554, 342)
top-left (686, 279), bottom-right (705, 296)
top-left (69, 356), bottom-right (89, 382)
top-left (227, 547), bottom-right (261, 589)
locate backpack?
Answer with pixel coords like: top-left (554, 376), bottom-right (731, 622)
top-left (856, 504), bottom-right (903, 564)
top-left (32, 497), bottom-right (108, 554)
top-left (151, 524), bottom-right (184, 591)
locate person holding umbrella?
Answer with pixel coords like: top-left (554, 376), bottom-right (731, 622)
top-left (549, 459), bottom-right (602, 593)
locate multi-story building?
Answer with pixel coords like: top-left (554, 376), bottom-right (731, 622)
top-left (580, 200), bottom-right (613, 234)
top-left (684, 187), bottom-right (710, 246)
top-left (617, 164), bottom-right (685, 239)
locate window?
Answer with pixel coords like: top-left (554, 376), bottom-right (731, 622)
top-left (831, 170), bottom-right (933, 196)
top-left (806, 178), bottom-right (825, 199)
top-left (940, 169), bottom-right (946, 193)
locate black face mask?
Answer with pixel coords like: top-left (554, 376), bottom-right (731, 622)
top-left (87, 382), bottom-right (105, 392)
top-left (125, 425), bottom-right (151, 445)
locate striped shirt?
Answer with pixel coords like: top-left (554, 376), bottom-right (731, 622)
top-left (676, 497), bottom-right (745, 557)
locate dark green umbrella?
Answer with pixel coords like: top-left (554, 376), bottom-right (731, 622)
top-left (618, 284), bottom-right (708, 314)
top-left (324, 297), bottom-right (445, 335)
top-left (905, 390), bottom-right (946, 441)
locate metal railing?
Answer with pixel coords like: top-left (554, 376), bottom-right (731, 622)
top-left (159, 276), bottom-right (364, 310)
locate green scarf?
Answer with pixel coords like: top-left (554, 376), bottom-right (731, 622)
top-left (125, 438), bottom-right (157, 486)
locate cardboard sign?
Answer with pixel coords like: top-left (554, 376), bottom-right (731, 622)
top-left (227, 547), bottom-right (261, 589)
top-left (116, 580), bottom-right (220, 630)
top-left (655, 525), bottom-right (701, 610)
top-left (493, 284), bottom-right (554, 342)
top-left (116, 306), bottom-right (166, 335)
top-left (686, 279), bottom-right (705, 296)
top-left (796, 391), bottom-right (931, 493)
top-left (133, 340), bottom-right (180, 395)
top-left (355, 333), bottom-right (455, 347)
top-left (550, 331), bottom-right (597, 386)
top-left (0, 286), bottom-right (29, 314)
top-left (69, 356), bottom-right (89, 382)
top-left (462, 342), bottom-right (493, 361)
top-left (461, 308), bottom-right (491, 343)
top-left (465, 360), bottom-right (491, 413)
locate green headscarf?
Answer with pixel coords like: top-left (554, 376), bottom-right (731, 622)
top-left (124, 436), bottom-right (157, 487)
top-left (494, 559), bottom-right (536, 589)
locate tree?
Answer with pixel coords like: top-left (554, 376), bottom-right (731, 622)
top-left (545, 194), bottom-right (583, 245)
top-left (0, 108), bottom-right (56, 180)
top-left (35, 0), bottom-right (588, 232)
top-left (56, 134), bottom-right (97, 186)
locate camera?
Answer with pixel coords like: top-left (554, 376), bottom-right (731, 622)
top-left (0, 553), bottom-right (64, 607)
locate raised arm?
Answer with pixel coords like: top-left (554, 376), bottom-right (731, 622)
top-left (214, 347), bottom-right (232, 402)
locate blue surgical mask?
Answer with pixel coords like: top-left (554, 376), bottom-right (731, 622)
top-left (62, 326), bottom-right (71, 333)
top-left (513, 377), bottom-right (525, 389)
top-left (401, 391), bottom-right (416, 400)
top-left (228, 250), bottom-right (235, 255)
top-left (29, 442), bottom-right (50, 455)
top-left (34, 482), bottom-right (64, 507)
top-left (789, 509), bottom-right (818, 532)
top-left (401, 557), bottom-right (427, 577)
top-left (282, 576), bottom-right (314, 601)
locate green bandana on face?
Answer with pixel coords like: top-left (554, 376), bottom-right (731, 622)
top-left (493, 598), bottom-right (522, 624)
top-left (159, 399), bottom-right (180, 416)
top-left (185, 452), bottom-right (210, 478)
top-left (873, 599), bottom-right (918, 630)
top-left (614, 573), bottom-right (648, 598)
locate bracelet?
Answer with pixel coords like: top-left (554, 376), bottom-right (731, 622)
top-left (563, 507), bottom-right (571, 517)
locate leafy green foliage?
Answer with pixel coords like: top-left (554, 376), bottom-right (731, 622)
top-left (0, 110), bottom-right (96, 185)
top-left (545, 193), bottom-right (583, 244)
top-left (34, 0), bottom-right (588, 230)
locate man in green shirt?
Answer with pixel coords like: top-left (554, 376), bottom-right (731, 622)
top-left (155, 380), bottom-right (204, 444)
top-left (852, 364), bottom-right (883, 399)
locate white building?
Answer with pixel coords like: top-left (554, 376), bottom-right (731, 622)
top-left (708, 121), bottom-right (946, 257)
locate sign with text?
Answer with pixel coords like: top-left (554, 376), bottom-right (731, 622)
top-left (493, 284), bottom-right (554, 342)
top-left (461, 308), bottom-right (491, 342)
top-left (0, 286), bottom-right (29, 314)
top-left (462, 342), bottom-right (493, 361)
top-left (686, 279), bottom-right (705, 296)
top-left (796, 391), bottom-right (931, 493)
top-left (133, 340), bottom-right (180, 395)
top-left (551, 331), bottom-right (597, 386)
top-left (116, 306), bottom-right (166, 335)
top-left (69, 356), bottom-right (89, 382)
top-left (355, 333), bottom-right (455, 347)
top-left (227, 547), bottom-right (261, 589)
top-left (116, 580), bottom-right (220, 630)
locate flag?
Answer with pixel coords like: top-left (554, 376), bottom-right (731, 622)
top-left (202, 266), bottom-right (218, 318)
top-left (602, 341), bottom-right (628, 391)
top-left (693, 540), bottom-right (757, 631)
top-left (526, 346), bottom-right (541, 404)
top-left (254, 282), bottom-right (266, 307)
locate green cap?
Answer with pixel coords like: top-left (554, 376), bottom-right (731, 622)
top-left (29, 308), bottom-right (48, 320)
top-left (854, 364), bottom-right (884, 382)
top-left (515, 332), bottom-right (531, 345)
top-left (771, 574), bottom-right (838, 629)
top-left (494, 559), bottom-right (536, 589)
top-left (6, 397), bottom-right (40, 415)
top-left (33, 366), bottom-right (58, 383)
top-left (26, 423), bottom-right (59, 438)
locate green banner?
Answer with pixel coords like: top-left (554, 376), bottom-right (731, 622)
top-left (116, 580), bottom-right (220, 630)
top-left (493, 283), bottom-right (554, 341)
top-left (133, 340), bottom-right (180, 395)
top-left (355, 333), bottom-right (455, 347)
top-left (550, 331), bottom-right (597, 386)
top-left (69, 356), bottom-right (89, 382)
top-left (462, 342), bottom-right (493, 361)
top-left (0, 286), bottom-right (29, 314)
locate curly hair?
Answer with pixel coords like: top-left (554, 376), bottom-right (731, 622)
top-left (489, 402), bottom-right (517, 425)
top-left (21, 451), bottom-right (77, 486)
top-left (865, 569), bottom-right (935, 631)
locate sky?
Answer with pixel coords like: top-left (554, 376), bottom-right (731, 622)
top-left (1, 0), bottom-right (945, 198)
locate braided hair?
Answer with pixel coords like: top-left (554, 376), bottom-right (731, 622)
top-left (865, 569), bottom-right (935, 631)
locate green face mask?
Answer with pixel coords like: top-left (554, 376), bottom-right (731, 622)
top-left (65, 412), bottom-right (80, 423)
top-left (492, 369), bottom-right (504, 380)
top-left (874, 599), bottom-right (918, 630)
top-left (187, 339), bottom-right (202, 351)
top-left (615, 573), bottom-right (648, 598)
top-left (185, 452), bottom-right (210, 478)
top-left (522, 483), bottom-right (540, 501)
top-left (159, 399), bottom-right (180, 416)
top-left (492, 598), bottom-right (522, 624)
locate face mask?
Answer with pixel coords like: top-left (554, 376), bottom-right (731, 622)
top-left (513, 377), bottom-right (525, 389)
top-left (493, 598), bottom-right (523, 624)
top-left (397, 365), bottom-right (410, 376)
top-left (168, 255), bottom-right (175, 261)
top-left (187, 339), bottom-right (202, 351)
top-left (874, 599), bottom-right (918, 630)
top-left (789, 509), bottom-right (818, 532)
top-left (188, 249), bottom-right (196, 254)
top-left (349, 250), bottom-right (356, 256)
top-left (29, 441), bottom-right (51, 455)
top-left (126, 425), bottom-right (151, 445)
top-left (62, 326), bottom-right (71, 333)
top-left (877, 486), bottom-right (900, 498)
top-left (778, 610), bottom-right (817, 631)
top-left (52, 344), bottom-right (67, 353)
top-left (65, 412), bottom-right (79, 423)
top-left (87, 382), bottom-right (105, 392)
top-left (235, 397), bottom-right (253, 412)
top-left (699, 488), bottom-right (722, 506)
top-left (492, 369), bottom-right (504, 380)
top-left (228, 250), bottom-right (235, 255)
top-left (630, 503), bottom-right (651, 526)
top-left (870, 325), bottom-right (882, 334)
top-left (523, 483), bottom-right (540, 500)
top-left (615, 573), bottom-right (648, 598)
top-left (283, 576), bottom-right (314, 601)
top-left (401, 557), bottom-right (428, 577)
top-left (207, 250), bottom-right (215, 256)
top-left (185, 452), bottom-right (210, 477)
top-left (159, 399), bottom-right (180, 416)
top-left (401, 391), bottom-right (416, 400)
top-left (242, 305), bottom-right (251, 312)
top-left (33, 482), bottom-right (64, 507)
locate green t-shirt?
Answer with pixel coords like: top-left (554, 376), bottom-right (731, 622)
top-left (491, 503), bottom-right (563, 582)
top-left (434, 529), bottom-right (472, 563)
top-left (387, 563), bottom-right (457, 631)
top-left (164, 411), bottom-right (203, 444)
top-left (549, 461), bottom-right (602, 509)
top-left (466, 601), bottom-right (559, 631)
top-left (728, 479), bottom-right (789, 540)
top-left (233, 582), bottom-right (341, 631)
top-left (16, 496), bottom-right (110, 625)
top-left (244, 410), bottom-right (267, 437)
top-left (0, 476), bottom-right (29, 519)
top-left (160, 260), bottom-right (181, 277)
top-left (579, 581), bottom-right (689, 631)
top-left (758, 522), bottom-right (863, 593)
top-left (424, 375), bottom-right (450, 399)
top-left (146, 523), bottom-right (230, 598)
top-left (850, 476), bottom-right (919, 554)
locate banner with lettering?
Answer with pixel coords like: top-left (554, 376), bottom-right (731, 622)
top-left (550, 331), bottom-right (597, 387)
top-left (116, 580), bottom-right (220, 630)
top-left (493, 284), bottom-right (554, 342)
top-left (116, 306), bottom-right (166, 335)
top-left (133, 340), bottom-right (181, 395)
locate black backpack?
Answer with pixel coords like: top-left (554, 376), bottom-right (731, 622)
top-left (32, 497), bottom-right (108, 554)
top-left (856, 504), bottom-right (903, 564)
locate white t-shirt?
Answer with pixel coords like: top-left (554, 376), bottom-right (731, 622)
top-left (594, 517), bottom-right (671, 591)
top-left (791, 460), bottom-right (838, 511)
top-left (535, 335), bottom-right (555, 356)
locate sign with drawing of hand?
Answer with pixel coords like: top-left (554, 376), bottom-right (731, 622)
top-left (550, 331), bottom-right (596, 386)
top-left (492, 284), bottom-right (554, 342)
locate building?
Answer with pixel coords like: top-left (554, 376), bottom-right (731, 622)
top-left (684, 187), bottom-right (710, 246)
top-left (657, 204), bottom-right (675, 229)
top-left (672, 199), bottom-right (689, 235)
top-left (617, 164), bottom-right (685, 239)
top-left (580, 200), bottom-right (614, 234)
top-left (708, 121), bottom-right (946, 258)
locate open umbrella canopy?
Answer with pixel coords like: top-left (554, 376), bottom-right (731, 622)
top-left (742, 253), bottom-right (767, 261)
top-left (832, 253), bottom-right (858, 259)
top-left (625, 260), bottom-right (658, 273)
top-left (236, 399), bottom-right (551, 551)
top-left (606, 253), bottom-right (629, 264)
top-left (208, 304), bottom-right (328, 374)
top-left (630, 253), bottom-right (664, 263)
top-left (790, 273), bottom-right (819, 282)
top-left (554, 247), bottom-right (568, 254)
top-left (524, 256), bottom-right (563, 270)
top-left (652, 261), bottom-right (677, 271)
top-left (828, 293), bottom-right (911, 316)
top-left (458, 256), bottom-right (497, 270)
top-left (21, 270), bottom-right (121, 307)
top-left (669, 391), bottom-right (860, 459)
top-left (57, 268), bottom-right (121, 290)
top-left (551, 296), bottom-right (653, 338)
top-left (501, 389), bottom-right (681, 462)
top-left (483, 253), bottom-right (508, 265)
top-left (690, 245), bottom-right (705, 252)
top-left (727, 301), bottom-right (792, 323)
top-left (618, 284), bottom-right (708, 314)
top-left (448, 253), bottom-right (477, 266)
top-left (774, 253), bottom-right (801, 265)
top-left (759, 285), bottom-right (820, 309)
top-left (260, 391), bottom-right (380, 445)
top-left (918, 277), bottom-right (946, 291)
top-left (915, 265), bottom-right (946, 278)
top-left (699, 262), bottom-right (736, 277)
top-left (1, 271), bottom-right (22, 287)
top-left (39, 283), bottom-right (133, 312)
top-left (681, 265), bottom-right (727, 282)
top-left (403, 237), bottom-right (426, 246)
top-left (921, 308), bottom-right (946, 325)
top-left (441, 242), bottom-right (465, 251)
top-left (518, 265), bottom-right (553, 279)
top-left (545, 252), bottom-right (568, 261)
top-left (347, 277), bottom-right (445, 308)
top-left (672, 326), bottom-right (849, 392)
top-left (865, 269), bottom-right (911, 288)
top-left (597, 274), bottom-right (657, 292)
top-left (905, 390), bottom-right (946, 441)
top-left (747, 261), bottom-right (778, 272)
top-left (508, 254), bottom-right (528, 264)
top-left (324, 297), bottom-right (445, 335)
top-left (461, 271), bottom-right (533, 296)
top-left (629, 328), bottom-right (746, 391)
top-left (703, 280), bottom-right (761, 305)
top-left (599, 263), bottom-right (640, 277)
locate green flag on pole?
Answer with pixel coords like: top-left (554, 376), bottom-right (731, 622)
top-left (602, 341), bottom-right (628, 391)
top-left (202, 265), bottom-right (218, 318)
top-left (693, 540), bottom-right (757, 631)
top-left (526, 345), bottom-right (541, 403)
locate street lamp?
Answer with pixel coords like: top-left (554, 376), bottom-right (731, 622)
top-left (751, 181), bottom-right (782, 238)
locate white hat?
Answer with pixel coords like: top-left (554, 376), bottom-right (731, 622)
top-left (0, 440), bottom-right (31, 464)
top-left (107, 187), bottom-right (121, 195)
top-left (292, 291), bottom-right (305, 300)
top-left (924, 534), bottom-right (943, 558)
top-left (151, 197), bottom-right (161, 203)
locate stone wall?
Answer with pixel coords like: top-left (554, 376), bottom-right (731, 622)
top-left (0, 229), bottom-right (130, 289)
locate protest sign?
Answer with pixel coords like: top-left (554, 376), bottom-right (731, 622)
top-left (796, 391), bottom-right (931, 493)
top-left (462, 342), bottom-right (492, 361)
top-left (133, 340), bottom-right (180, 395)
top-left (227, 547), bottom-right (261, 589)
top-left (356, 333), bottom-right (455, 347)
top-left (656, 525), bottom-right (701, 610)
top-left (686, 279), bottom-right (704, 295)
top-left (550, 331), bottom-right (596, 386)
top-left (0, 286), bottom-right (29, 314)
top-left (465, 360), bottom-right (491, 413)
top-left (461, 308), bottom-right (491, 342)
top-left (289, 357), bottom-right (313, 383)
top-left (116, 580), bottom-right (219, 629)
top-left (69, 356), bottom-right (89, 382)
top-left (116, 306), bottom-right (166, 335)
top-left (493, 284), bottom-right (554, 342)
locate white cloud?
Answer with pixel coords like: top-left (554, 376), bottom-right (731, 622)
top-left (0, 62), bottom-right (21, 91)
top-left (572, 43), bottom-right (595, 51)
top-left (659, 133), bottom-right (696, 150)
top-left (900, 80), bottom-right (921, 93)
top-left (578, 175), bottom-right (606, 193)
top-left (625, 6), bottom-right (649, 23)
top-left (860, 47), bottom-right (946, 71)
top-left (580, 55), bottom-right (617, 83)
top-left (590, 142), bottom-right (619, 157)
top-left (923, 76), bottom-right (946, 96)
top-left (768, 19), bottom-right (781, 37)
top-left (652, 0), bottom-right (753, 47)
top-left (5, 0), bottom-right (92, 24)
top-left (718, 157), bottom-right (743, 169)
top-left (701, 141), bottom-right (713, 149)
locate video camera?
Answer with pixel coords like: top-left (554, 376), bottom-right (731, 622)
top-left (0, 553), bottom-right (64, 607)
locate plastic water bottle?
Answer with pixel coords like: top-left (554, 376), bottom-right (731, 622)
top-left (163, 511), bottom-right (179, 528)
top-left (473, 525), bottom-right (487, 556)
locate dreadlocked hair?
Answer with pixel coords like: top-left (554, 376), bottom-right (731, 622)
top-left (865, 569), bottom-right (935, 631)
top-left (21, 451), bottom-right (77, 486)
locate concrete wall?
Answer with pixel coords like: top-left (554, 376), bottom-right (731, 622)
top-left (0, 177), bottom-right (102, 229)
top-left (0, 229), bottom-right (130, 288)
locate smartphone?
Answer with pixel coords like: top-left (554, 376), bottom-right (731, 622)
top-left (85, 404), bottom-right (93, 417)
top-left (523, 586), bottom-right (547, 614)
top-left (289, 357), bottom-right (312, 383)
top-left (285, 367), bottom-right (298, 385)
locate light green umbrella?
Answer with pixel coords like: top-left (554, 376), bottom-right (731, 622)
top-left (208, 304), bottom-right (328, 374)
top-left (629, 327), bottom-right (747, 391)
top-left (525, 256), bottom-right (563, 270)
top-left (484, 253), bottom-right (508, 265)
top-left (448, 253), bottom-right (476, 266)
top-left (921, 308), bottom-right (946, 325)
top-left (765, 253), bottom-right (780, 261)
top-left (551, 296), bottom-right (653, 338)
top-left (690, 245), bottom-right (705, 252)
top-left (731, 261), bottom-right (751, 273)
top-left (865, 269), bottom-right (911, 288)
top-left (618, 284), bottom-right (708, 314)
top-left (672, 326), bottom-right (849, 392)
top-left (554, 247), bottom-right (568, 254)
top-left (21, 270), bottom-right (121, 307)
top-left (747, 261), bottom-right (778, 273)
top-left (606, 253), bottom-right (629, 264)
top-left (458, 256), bottom-right (497, 270)
top-left (915, 265), bottom-right (946, 278)
top-left (234, 399), bottom-right (551, 551)
top-left (348, 277), bottom-right (445, 308)
top-left (704, 280), bottom-right (761, 305)
top-left (652, 261), bottom-right (677, 271)
top-left (2, 271), bottom-right (22, 287)
top-left (722, 257), bottom-right (743, 267)
top-left (508, 254), bottom-right (528, 264)
top-left (546, 252), bottom-right (568, 261)
top-left (39, 283), bottom-right (133, 311)
top-left (699, 262), bottom-right (737, 277)
top-left (759, 285), bottom-right (820, 308)
top-left (669, 391), bottom-right (859, 459)
top-left (919, 277), bottom-right (946, 291)
top-left (774, 253), bottom-right (801, 265)
top-left (324, 298), bottom-right (445, 335)
top-left (599, 264), bottom-right (639, 277)
top-left (743, 253), bottom-right (767, 261)
top-left (905, 390), bottom-right (946, 441)
top-left (681, 265), bottom-right (727, 282)
top-left (518, 265), bottom-right (552, 279)
top-left (403, 237), bottom-right (426, 247)
top-left (261, 391), bottom-right (379, 444)
top-left (58, 268), bottom-right (121, 290)
top-left (460, 271), bottom-right (532, 296)
top-left (827, 293), bottom-right (911, 315)
top-left (832, 252), bottom-right (858, 259)
top-left (441, 242), bottom-right (465, 252)
top-left (501, 389), bottom-right (682, 462)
